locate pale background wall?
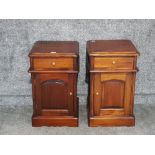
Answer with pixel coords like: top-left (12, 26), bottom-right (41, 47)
top-left (0, 19), bottom-right (155, 106)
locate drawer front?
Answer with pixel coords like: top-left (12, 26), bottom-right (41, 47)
top-left (33, 58), bottom-right (73, 70)
top-left (94, 57), bottom-right (134, 70)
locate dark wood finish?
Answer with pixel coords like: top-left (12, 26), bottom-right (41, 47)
top-left (87, 40), bottom-right (139, 53)
top-left (30, 41), bottom-right (79, 54)
top-left (28, 41), bottom-right (79, 127)
top-left (33, 58), bottom-right (73, 70)
top-left (87, 40), bottom-right (139, 127)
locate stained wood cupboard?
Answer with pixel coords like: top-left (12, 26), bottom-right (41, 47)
top-left (28, 41), bottom-right (79, 127)
top-left (86, 40), bottom-right (140, 127)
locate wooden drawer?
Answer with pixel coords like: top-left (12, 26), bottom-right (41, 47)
top-left (94, 57), bottom-right (134, 70)
top-left (33, 58), bottom-right (73, 70)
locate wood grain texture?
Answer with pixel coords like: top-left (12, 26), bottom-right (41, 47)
top-left (29, 41), bottom-right (79, 127)
top-left (94, 57), bottom-right (134, 70)
top-left (87, 40), bottom-right (139, 127)
top-left (89, 116), bottom-right (135, 127)
top-left (102, 80), bottom-right (125, 108)
top-left (41, 79), bottom-right (68, 109)
top-left (87, 40), bottom-right (139, 54)
top-left (33, 58), bottom-right (73, 70)
top-left (30, 41), bottom-right (79, 54)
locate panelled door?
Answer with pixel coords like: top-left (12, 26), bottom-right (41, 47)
top-left (35, 73), bottom-right (74, 116)
top-left (93, 73), bottom-right (133, 116)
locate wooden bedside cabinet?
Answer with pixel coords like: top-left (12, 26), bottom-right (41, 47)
top-left (86, 40), bottom-right (140, 127)
top-left (28, 41), bottom-right (79, 127)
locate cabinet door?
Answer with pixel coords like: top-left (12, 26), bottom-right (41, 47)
top-left (93, 73), bottom-right (133, 116)
top-left (34, 73), bottom-right (74, 116)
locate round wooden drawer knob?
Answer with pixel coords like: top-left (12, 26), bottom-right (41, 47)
top-left (69, 92), bottom-right (73, 96)
top-left (51, 62), bottom-right (56, 66)
top-left (96, 92), bottom-right (99, 95)
top-left (112, 61), bottom-right (116, 64)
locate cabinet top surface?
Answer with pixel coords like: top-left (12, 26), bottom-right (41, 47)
top-left (87, 40), bottom-right (140, 55)
top-left (29, 41), bottom-right (79, 56)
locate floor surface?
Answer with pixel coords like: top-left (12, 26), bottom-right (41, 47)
top-left (0, 104), bottom-right (155, 135)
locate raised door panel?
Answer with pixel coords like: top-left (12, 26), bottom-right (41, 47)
top-left (93, 73), bottom-right (133, 116)
top-left (41, 80), bottom-right (68, 109)
top-left (35, 73), bottom-right (73, 116)
top-left (102, 80), bottom-right (125, 108)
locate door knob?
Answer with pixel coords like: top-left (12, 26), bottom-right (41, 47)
top-left (112, 61), bottom-right (116, 64)
top-left (69, 92), bottom-right (73, 96)
top-left (96, 92), bottom-right (99, 95)
top-left (51, 62), bottom-right (56, 66)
